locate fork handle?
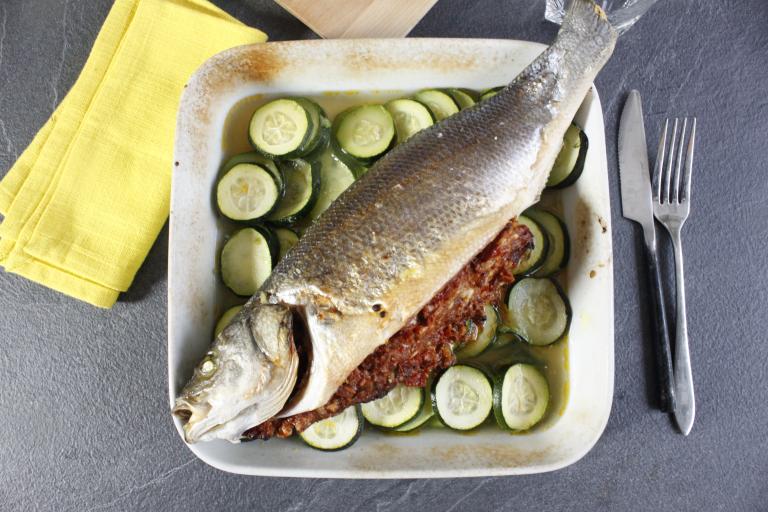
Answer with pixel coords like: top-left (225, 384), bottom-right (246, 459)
top-left (644, 236), bottom-right (676, 413)
top-left (670, 227), bottom-right (695, 434)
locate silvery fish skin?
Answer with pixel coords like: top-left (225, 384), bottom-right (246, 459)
top-left (174, 0), bottom-right (617, 443)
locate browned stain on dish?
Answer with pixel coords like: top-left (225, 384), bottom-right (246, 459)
top-left (346, 47), bottom-right (480, 75)
top-left (230, 44), bottom-right (286, 83)
top-left (597, 215), bottom-right (608, 234)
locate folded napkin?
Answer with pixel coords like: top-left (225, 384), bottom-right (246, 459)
top-left (0, 0), bottom-right (267, 308)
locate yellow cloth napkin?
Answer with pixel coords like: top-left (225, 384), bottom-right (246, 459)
top-left (0, 0), bottom-right (267, 308)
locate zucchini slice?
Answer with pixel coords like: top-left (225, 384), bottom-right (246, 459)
top-left (456, 304), bottom-right (499, 359)
top-left (547, 124), bottom-right (588, 189)
top-left (514, 215), bottom-right (549, 276)
top-left (249, 98), bottom-right (313, 158)
top-left (299, 405), bottom-right (363, 451)
top-left (333, 105), bottom-right (395, 160)
top-left (274, 227), bottom-right (299, 261)
top-left (432, 365), bottom-right (493, 430)
top-left (300, 125), bottom-right (331, 164)
top-left (493, 364), bottom-right (549, 431)
top-left (221, 151), bottom-right (283, 190)
top-left (216, 163), bottom-right (281, 221)
top-left (492, 331), bottom-right (519, 349)
top-left (393, 388), bottom-right (434, 432)
top-left (306, 148), bottom-right (355, 222)
top-left (220, 227), bottom-right (275, 296)
top-left (505, 277), bottom-right (571, 346)
top-left (413, 89), bottom-right (459, 121)
top-left (385, 99), bottom-right (434, 143)
top-left (293, 97), bottom-right (331, 158)
top-left (479, 86), bottom-right (503, 101)
top-left (444, 88), bottom-right (476, 110)
top-left (267, 159), bottom-right (320, 225)
top-left (524, 208), bottom-right (570, 276)
top-left (361, 385), bottom-right (424, 429)
top-left (214, 305), bottom-right (243, 336)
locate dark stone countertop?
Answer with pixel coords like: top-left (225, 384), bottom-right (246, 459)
top-left (1, 1), bottom-right (766, 510)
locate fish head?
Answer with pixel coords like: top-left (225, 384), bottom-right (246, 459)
top-left (173, 302), bottom-right (298, 443)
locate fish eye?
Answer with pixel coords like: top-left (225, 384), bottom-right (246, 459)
top-left (198, 352), bottom-right (217, 378)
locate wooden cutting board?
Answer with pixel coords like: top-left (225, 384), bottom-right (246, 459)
top-left (276, 0), bottom-right (439, 39)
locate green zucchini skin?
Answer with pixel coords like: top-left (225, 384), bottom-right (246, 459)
top-left (219, 226), bottom-right (277, 297)
top-left (523, 208), bottom-right (571, 277)
top-left (331, 105), bottom-right (395, 166)
top-left (249, 98), bottom-right (314, 159)
top-left (546, 127), bottom-right (588, 189)
top-left (504, 277), bottom-right (572, 346)
top-left (431, 365), bottom-right (493, 431)
top-left (299, 405), bottom-right (364, 451)
top-left (220, 151), bottom-right (285, 191)
top-left (492, 363), bottom-right (550, 431)
top-left (266, 159), bottom-right (322, 226)
top-left (444, 88), bottom-right (476, 110)
top-left (215, 163), bottom-right (282, 222)
top-left (513, 215), bottom-right (550, 277)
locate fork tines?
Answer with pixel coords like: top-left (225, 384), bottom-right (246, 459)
top-left (653, 117), bottom-right (697, 205)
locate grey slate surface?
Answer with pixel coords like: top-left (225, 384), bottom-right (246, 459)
top-left (1, 0), bottom-right (767, 510)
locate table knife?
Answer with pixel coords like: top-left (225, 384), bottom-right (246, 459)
top-left (618, 90), bottom-right (676, 413)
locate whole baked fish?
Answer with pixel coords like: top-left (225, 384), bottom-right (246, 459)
top-left (174, 0), bottom-right (617, 443)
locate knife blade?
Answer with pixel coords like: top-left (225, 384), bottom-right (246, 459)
top-left (619, 91), bottom-right (655, 225)
top-left (618, 90), bottom-right (676, 414)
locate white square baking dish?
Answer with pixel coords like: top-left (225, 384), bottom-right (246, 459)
top-left (169, 38), bottom-right (614, 478)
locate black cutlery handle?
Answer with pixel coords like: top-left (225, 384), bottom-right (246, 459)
top-left (645, 242), bottom-right (676, 413)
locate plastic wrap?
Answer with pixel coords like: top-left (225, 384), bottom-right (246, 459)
top-left (545, 0), bottom-right (658, 34)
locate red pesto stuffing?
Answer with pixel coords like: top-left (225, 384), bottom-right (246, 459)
top-left (243, 220), bottom-right (533, 440)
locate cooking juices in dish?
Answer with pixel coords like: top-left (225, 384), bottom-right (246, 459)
top-left (173, 0), bottom-right (616, 450)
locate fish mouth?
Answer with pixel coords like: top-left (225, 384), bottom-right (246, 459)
top-left (172, 399), bottom-right (217, 442)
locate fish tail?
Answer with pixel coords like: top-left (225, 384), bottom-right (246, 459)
top-left (558, 0), bottom-right (618, 57)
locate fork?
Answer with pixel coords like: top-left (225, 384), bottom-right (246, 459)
top-left (652, 117), bottom-right (697, 435)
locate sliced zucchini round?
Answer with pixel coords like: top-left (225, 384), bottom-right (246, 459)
top-left (456, 304), bottom-right (499, 359)
top-left (479, 86), bottom-right (503, 101)
top-left (274, 227), bottom-right (299, 261)
top-left (306, 148), bottom-right (355, 223)
top-left (385, 99), bottom-right (434, 143)
top-left (493, 364), bottom-right (549, 431)
top-left (413, 89), bottom-right (459, 121)
top-left (299, 405), bottom-right (363, 451)
top-left (361, 385), bottom-right (424, 429)
top-left (444, 88), bottom-right (476, 110)
top-left (293, 97), bottom-right (330, 157)
top-left (547, 123), bottom-right (588, 189)
top-left (221, 152), bottom-right (283, 189)
top-left (214, 305), bottom-right (243, 336)
top-left (514, 215), bottom-right (549, 276)
top-left (220, 227), bottom-right (275, 296)
top-left (300, 125), bottom-right (331, 163)
top-left (505, 277), bottom-right (571, 346)
top-left (393, 389), bottom-right (434, 432)
top-left (333, 105), bottom-right (395, 160)
top-left (249, 98), bottom-right (312, 158)
top-left (267, 159), bottom-right (320, 225)
top-left (432, 365), bottom-right (493, 430)
top-left (216, 163), bottom-right (281, 221)
top-left (329, 144), bottom-right (370, 179)
top-left (524, 208), bottom-right (570, 276)
top-left (492, 331), bottom-right (519, 349)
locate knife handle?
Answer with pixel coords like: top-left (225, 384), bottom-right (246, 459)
top-left (644, 239), bottom-right (676, 413)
